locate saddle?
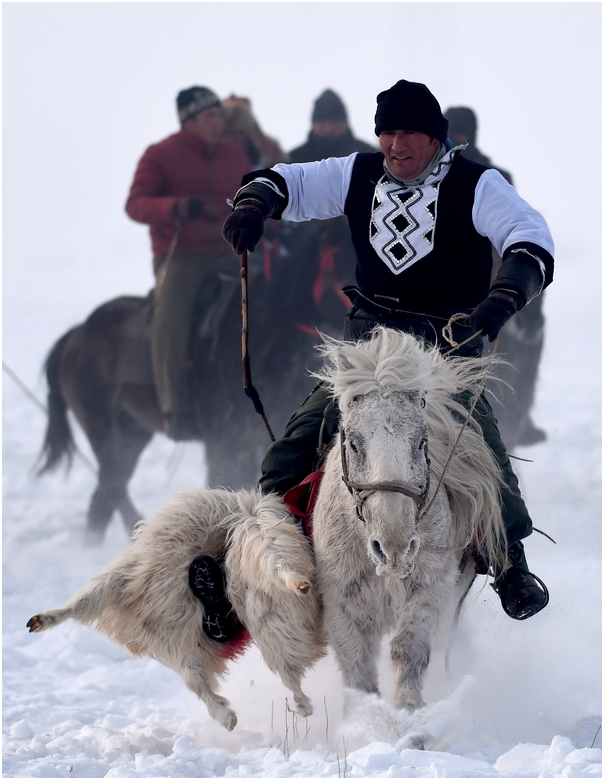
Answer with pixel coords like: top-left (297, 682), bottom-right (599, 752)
top-left (114, 273), bottom-right (240, 389)
top-left (115, 294), bottom-right (154, 386)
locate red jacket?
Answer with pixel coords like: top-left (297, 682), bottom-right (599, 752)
top-left (125, 129), bottom-right (251, 257)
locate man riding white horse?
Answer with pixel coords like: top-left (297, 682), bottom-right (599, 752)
top-left (197, 79), bottom-right (554, 640)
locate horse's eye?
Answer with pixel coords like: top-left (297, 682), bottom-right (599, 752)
top-left (349, 439), bottom-right (359, 454)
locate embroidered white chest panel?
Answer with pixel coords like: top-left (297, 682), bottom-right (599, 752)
top-left (368, 153), bottom-right (454, 275)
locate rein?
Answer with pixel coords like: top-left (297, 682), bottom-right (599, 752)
top-left (420, 314), bottom-right (496, 522)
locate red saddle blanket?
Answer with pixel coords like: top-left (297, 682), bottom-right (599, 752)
top-left (282, 469), bottom-right (324, 540)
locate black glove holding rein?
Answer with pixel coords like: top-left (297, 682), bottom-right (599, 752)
top-left (467, 290), bottom-right (521, 342)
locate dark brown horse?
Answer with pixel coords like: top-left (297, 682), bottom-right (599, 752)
top-left (36, 234), bottom-right (355, 544)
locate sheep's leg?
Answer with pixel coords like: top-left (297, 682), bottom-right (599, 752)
top-left (27, 578), bottom-right (108, 633)
top-left (179, 652), bottom-right (238, 731)
top-left (256, 639), bottom-right (314, 717)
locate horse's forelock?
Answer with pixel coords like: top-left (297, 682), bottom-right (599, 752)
top-left (315, 328), bottom-right (447, 402)
top-left (313, 328), bottom-right (499, 414)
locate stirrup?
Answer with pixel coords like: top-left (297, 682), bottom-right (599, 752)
top-left (491, 567), bottom-right (549, 620)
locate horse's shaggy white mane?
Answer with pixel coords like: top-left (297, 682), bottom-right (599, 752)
top-left (313, 327), bottom-right (507, 569)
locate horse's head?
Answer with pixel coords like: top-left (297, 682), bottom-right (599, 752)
top-left (339, 389), bottom-right (430, 578)
top-left (315, 326), bottom-right (508, 580)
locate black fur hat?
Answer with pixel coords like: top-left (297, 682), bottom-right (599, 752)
top-left (374, 80), bottom-right (448, 142)
top-left (177, 86), bottom-right (221, 124)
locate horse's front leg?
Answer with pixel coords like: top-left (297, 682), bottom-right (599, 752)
top-left (390, 583), bottom-right (450, 711)
top-left (325, 596), bottom-right (383, 696)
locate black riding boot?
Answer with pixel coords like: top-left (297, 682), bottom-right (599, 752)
top-left (189, 556), bottom-right (243, 642)
top-left (491, 541), bottom-right (549, 620)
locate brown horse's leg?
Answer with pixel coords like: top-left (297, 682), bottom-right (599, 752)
top-left (85, 415), bottom-right (152, 545)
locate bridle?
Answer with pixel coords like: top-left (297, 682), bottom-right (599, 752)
top-left (339, 427), bottom-right (431, 523)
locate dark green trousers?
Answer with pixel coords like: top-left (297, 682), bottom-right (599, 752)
top-left (259, 307), bottom-right (533, 546)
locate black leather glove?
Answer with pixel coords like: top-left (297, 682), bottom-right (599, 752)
top-left (467, 291), bottom-right (520, 342)
top-left (222, 206), bottom-right (266, 254)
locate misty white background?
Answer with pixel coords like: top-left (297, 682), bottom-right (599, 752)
top-left (3, 2), bottom-right (602, 777)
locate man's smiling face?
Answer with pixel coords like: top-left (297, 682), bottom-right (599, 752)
top-left (379, 130), bottom-right (440, 180)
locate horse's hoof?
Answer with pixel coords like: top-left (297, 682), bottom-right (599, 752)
top-left (26, 615), bottom-right (45, 633)
top-left (400, 732), bottom-right (426, 750)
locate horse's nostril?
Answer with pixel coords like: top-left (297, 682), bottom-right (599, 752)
top-left (371, 539), bottom-right (387, 563)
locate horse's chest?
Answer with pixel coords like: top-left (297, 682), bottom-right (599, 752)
top-left (331, 572), bottom-right (407, 633)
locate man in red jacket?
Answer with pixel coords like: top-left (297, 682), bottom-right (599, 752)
top-left (125, 86), bottom-right (251, 440)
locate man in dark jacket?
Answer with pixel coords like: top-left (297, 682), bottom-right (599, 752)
top-left (286, 90), bottom-right (377, 337)
top-left (445, 106), bottom-right (547, 448)
top-left (290, 89), bottom-right (376, 163)
top-left (215, 79), bottom-right (554, 638)
top-left (125, 86), bottom-right (250, 440)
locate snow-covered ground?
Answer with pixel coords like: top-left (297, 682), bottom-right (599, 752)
top-left (3, 229), bottom-right (602, 778)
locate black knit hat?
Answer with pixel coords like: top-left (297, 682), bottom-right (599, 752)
top-left (177, 86), bottom-right (221, 124)
top-left (444, 106), bottom-right (478, 145)
top-left (374, 80), bottom-right (449, 142)
top-left (312, 89), bottom-right (348, 123)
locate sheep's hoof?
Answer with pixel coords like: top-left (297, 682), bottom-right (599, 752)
top-left (26, 616), bottom-right (45, 633)
top-left (297, 581), bottom-right (310, 594)
top-left (222, 710), bottom-right (238, 731)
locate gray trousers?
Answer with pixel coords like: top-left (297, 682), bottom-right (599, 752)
top-left (151, 250), bottom-right (234, 416)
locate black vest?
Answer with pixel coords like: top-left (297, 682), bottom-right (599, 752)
top-left (343, 153), bottom-right (494, 317)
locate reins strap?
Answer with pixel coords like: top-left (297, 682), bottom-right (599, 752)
top-left (421, 314), bottom-right (498, 521)
top-left (240, 250), bottom-right (275, 442)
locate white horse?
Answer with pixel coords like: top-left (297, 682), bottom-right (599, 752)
top-left (27, 489), bottom-right (326, 731)
top-left (310, 326), bottom-right (507, 711)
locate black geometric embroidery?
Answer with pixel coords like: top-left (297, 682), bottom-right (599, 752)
top-left (395, 190), bottom-right (416, 206)
top-left (392, 212), bottom-right (412, 233)
top-left (389, 242), bottom-right (408, 262)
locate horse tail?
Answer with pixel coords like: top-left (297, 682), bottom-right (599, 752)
top-left (36, 328), bottom-right (77, 476)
